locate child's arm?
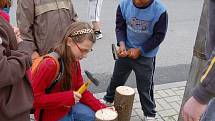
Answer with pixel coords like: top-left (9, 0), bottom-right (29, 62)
top-left (32, 58), bottom-right (75, 109)
top-left (142, 11), bottom-right (168, 53)
top-left (115, 5), bottom-right (127, 46)
top-left (115, 5), bottom-right (129, 57)
top-left (80, 90), bottom-right (107, 111)
top-left (74, 62), bottom-right (107, 111)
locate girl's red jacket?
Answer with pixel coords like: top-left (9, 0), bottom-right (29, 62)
top-left (31, 58), bottom-right (106, 121)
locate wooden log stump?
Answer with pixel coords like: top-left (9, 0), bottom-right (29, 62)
top-left (114, 86), bottom-right (135, 121)
top-left (95, 108), bottom-right (118, 121)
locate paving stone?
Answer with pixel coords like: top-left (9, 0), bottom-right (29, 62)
top-left (178, 87), bottom-right (185, 90)
top-left (154, 92), bottom-right (162, 99)
top-left (135, 94), bottom-right (140, 102)
top-left (164, 96), bottom-right (181, 103)
top-left (155, 113), bottom-right (162, 119)
top-left (158, 109), bottom-right (178, 117)
top-left (174, 106), bottom-right (181, 113)
top-left (156, 118), bottom-right (164, 121)
top-left (130, 116), bottom-right (143, 121)
top-left (175, 89), bottom-right (185, 96)
top-left (179, 95), bottom-right (184, 99)
top-left (164, 89), bottom-right (177, 96)
top-left (134, 109), bottom-right (145, 120)
top-left (134, 88), bottom-right (139, 94)
top-left (176, 100), bottom-right (183, 105)
top-left (156, 90), bottom-right (169, 98)
top-left (173, 115), bottom-right (179, 121)
top-left (131, 109), bottom-right (138, 116)
top-left (171, 87), bottom-right (181, 91)
top-left (133, 102), bottom-right (142, 109)
top-left (155, 101), bottom-right (163, 111)
top-left (169, 102), bottom-right (180, 113)
top-left (154, 81), bottom-right (186, 91)
top-left (162, 116), bottom-right (176, 121)
top-left (156, 99), bottom-right (172, 110)
top-left (133, 98), bottom-right (138, 103)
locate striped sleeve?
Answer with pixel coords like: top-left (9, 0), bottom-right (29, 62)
top-left (193, 50), bottom-right (215, 104)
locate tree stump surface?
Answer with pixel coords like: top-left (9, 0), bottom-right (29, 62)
top-left (95, 108), bottom-right (118, 121)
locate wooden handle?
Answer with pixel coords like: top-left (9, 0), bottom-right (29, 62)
top-left (77, 80), bottom-right (92, 94)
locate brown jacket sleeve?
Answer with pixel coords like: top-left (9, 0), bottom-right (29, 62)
top-left (0, 44), bottom-right (31, 89)
top-left (193, 50), bottom-right (215, 104)
top-left (192, 0), bottom-right (215, 104)
top-left (0, 17), bottom-right (32, 88)
top-left (16, 0), bottom-right (36, 51)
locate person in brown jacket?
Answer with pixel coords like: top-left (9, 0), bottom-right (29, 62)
top-left (16, 0), bottom-right (78, 59)
top-left (182, 0), bottom-right (215, 120)
top-left (0, 13), bottom-right (33, 121)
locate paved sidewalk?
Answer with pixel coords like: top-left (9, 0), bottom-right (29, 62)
top-left (30, 81), bottom-right (186, 121)
top-left (95, 81), bottom-right (186, 121)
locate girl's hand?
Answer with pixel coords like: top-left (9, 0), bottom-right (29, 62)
top-left (73, 91), bottom-right (82, 104)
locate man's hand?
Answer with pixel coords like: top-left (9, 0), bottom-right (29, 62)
top-left (127, 48), bottom-right (141, 59)
top-left (182, 96), bottom-right (207, 121)
top-left (73, 91), bottom-right (82, 104)
top-left (117, 41), bottom-right (128, 58)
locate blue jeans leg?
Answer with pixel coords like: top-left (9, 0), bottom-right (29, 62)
top-left (72, 103), bottom-right (95, 121)
top-left (59, 109), bottom-right (74, 121)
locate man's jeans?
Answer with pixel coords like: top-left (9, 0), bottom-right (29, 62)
top-left (59, 103), bottom-right (95, 121)
top-left (201, 98), bottom-right (215, 121)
